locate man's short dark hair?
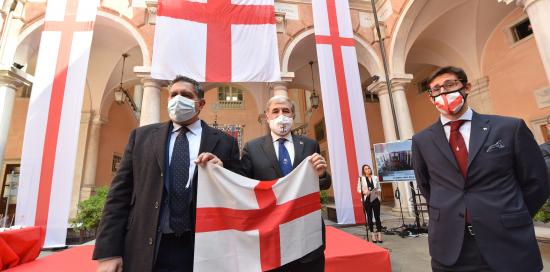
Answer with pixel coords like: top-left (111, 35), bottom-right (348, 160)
top-left (170, 75), bottom-right (204, 99)
top-left (427, 66), bottom-right (468, 86)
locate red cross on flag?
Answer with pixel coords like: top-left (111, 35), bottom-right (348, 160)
top-left (195, 159), bottom-right (322, 271)
top-left (311, 0), bottom-right (373, 224)
top-left (151, 0), bottom-right (281, 82)
top-left (15, 0), bottom-right (98, 248)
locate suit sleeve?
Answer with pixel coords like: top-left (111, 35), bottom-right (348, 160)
top-left (514, 120), bottom-right (550, 216)
top-left (316, 142), bottom-right (332, 190)
top-left (223, 136), bottom-right (241, 173)
top-left (238, 142), bottom-right (253, 178)
top-left (412, 137), bottom-right (430, 203)
top-left (93, 129), bottom-right (136, 260)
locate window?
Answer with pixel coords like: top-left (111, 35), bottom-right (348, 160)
top-left (511, 18), bottom-right (533, 42)
top-left (218, 86), bottom-right (244, 109)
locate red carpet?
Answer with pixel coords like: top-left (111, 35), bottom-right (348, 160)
top-left (5, 246), bottom-right (96, 272)
top-left (7, 226), bottom-right (390, 271)
top-left (325, 226), bottom-right (391, 272)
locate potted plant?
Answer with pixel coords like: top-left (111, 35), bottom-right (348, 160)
top-left (71, 186), bottom-right (108, 243)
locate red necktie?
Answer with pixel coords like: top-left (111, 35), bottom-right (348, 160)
top-left (449, 120), bottom-right (468, 179)
top-left (449, 120), bottom-right (471, 223)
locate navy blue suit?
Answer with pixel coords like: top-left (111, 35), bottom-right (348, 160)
top-left (412, 111), bottom-right (548, 271)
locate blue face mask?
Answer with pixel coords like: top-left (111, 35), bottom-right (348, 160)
top-left (167, 95), bottom-right (196, 123)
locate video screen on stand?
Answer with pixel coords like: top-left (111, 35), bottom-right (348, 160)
top-left (373, 140), bottom-right (414, 182)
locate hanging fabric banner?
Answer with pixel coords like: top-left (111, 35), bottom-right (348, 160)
top-left (311, 0), bottom-right (373, 224)
top-left (16, 0), bottom-right (99, 248)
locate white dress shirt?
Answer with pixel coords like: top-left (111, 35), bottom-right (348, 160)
top-left (169, 119), bottom-right (202, 188)
top-left (440, 108), bottom-right (473, 152)
top-left (271, 131), bottom-right (295, 165)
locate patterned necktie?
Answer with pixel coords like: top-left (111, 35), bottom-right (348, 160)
top-left (170, 126), bottom-right (190, 233)
top-left (277, 138), bottom-right (292, 176)
top-left (449, 120), bottom-right (468, 179)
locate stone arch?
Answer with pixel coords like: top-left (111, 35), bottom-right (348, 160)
top-left (281, 28), bottom-right (383, 76)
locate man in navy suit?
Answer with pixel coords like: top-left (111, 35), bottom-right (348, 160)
top-left (412, 66), bottom-right (549, 271)
top-left (239, 95), bottom-right (331, 272)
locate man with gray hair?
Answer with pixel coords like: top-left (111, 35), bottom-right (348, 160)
top-left (239, 95), bottom-right (331, 271)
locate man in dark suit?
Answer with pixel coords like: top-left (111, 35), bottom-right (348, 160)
top-left (93, 76), bottom-right (240, 272)
top-left (239, 95), bottom-right (331, 272)
top-left (412, 66), bottom-right (549, 271)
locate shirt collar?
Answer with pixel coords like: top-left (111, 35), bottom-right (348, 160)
top-left (440, 107), bottom-right (473, 126)
top-left (271, 131), bottom-right (293, 143)
top-left (172, 119), bottom-right (202, 135)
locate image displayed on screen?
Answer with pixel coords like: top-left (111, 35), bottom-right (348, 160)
top-left (373, 140), bottom-right (414, 181)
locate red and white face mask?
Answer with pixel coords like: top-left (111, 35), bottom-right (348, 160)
top-left (431, 90), bottom-right (465, 115)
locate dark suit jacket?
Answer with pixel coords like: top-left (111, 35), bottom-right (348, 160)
top-left (540, 141), bottom-right (550, 181)
top-left (412, 111), bottom-right (549, 271)
top-left (93, 121), bottom-right (240, 271)
top-left (239, 133), bottom-right (331, 267)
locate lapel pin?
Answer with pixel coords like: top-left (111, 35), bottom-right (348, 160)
top-left (300, 141), bottom-right (304, 145)
top-left (483, 127), bottom-right (488, 131)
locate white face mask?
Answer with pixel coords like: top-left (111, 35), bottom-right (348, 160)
top-left (167, 95), bottom-right (197, 123)
top-left (268, 115), bottom-right (293, 136)
top-left (432, 90), bottom-right (465, 115)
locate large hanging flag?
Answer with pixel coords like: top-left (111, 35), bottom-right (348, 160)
top-left (15, 0), bottom-right (98, 248)
top-left (151, 0), bottom-right (281, 82)
top-left (195, 159), bottom-right (322, 271)
top-left (311, 0), bottom-right (372, 224)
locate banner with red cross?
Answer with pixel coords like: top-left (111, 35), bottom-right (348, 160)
top-left (195, 159), bottom-right (322, 271)
top-left (311, 0), bottom-right (373, 224)
top-left (16, 0), bottom-right (99, 248)
top-left (151, 0), bottom-right (281, 82)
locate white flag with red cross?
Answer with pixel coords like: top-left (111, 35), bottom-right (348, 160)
top-left (15, 0), bottom-right (98, 248)
top-left (311, 0), bottom-right (373, 224)
top-left (151, 0), bottom-right (281, 82)
top-left (195, 159), bottom-right (322, 271)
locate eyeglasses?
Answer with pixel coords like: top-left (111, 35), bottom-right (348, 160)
top-left (428, 80), bottom-right (464, 96)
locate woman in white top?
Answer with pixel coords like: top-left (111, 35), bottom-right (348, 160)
top-left (356, 164), bottom-right (383, 243)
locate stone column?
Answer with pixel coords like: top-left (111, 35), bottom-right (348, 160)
top-left (0, 66), bottom-right (31, 169)
top-left (467, 77), bottom-right (493, 114)
top-left (270, 73), bottom-right (294, 97)
top-left (140, 78), bottom-right (162, 126)
top-left (80, 115), bottom-right (105, 200)
top-left (0, 1), bottom-right (25, 65)
top-left (390, 77), bottom-right (417, 216)
top-left (518, 0), bottom-right (550, 82)
top-left (369, 81), bottom-right (397, 141)
top-left (391, 77), bottom-right (415, 139)
top-left (271, 81), bottom-right (289, 97)
top-left (133, 84), bottom-right (144, 120)
top-left (368, 76), bottom-right (417, 216)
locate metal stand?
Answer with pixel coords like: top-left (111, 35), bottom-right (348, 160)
top-left (387, 186), bottom-right (407, 233)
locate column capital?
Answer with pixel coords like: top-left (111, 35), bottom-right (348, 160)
top-left (280, 71), bottom-right (295, 82)
top-left (367, 80), bottom-right (388, 95)
top-left (270, 74), bottom-right (294, 97)
top-left (133, 66), bottom-right (166, 88)
top-left (389, 73), bottom-right (414, 89)
top-left (0, 65), bottom-right (32, 89)
top-left (367, 73), bottom-right (413, 94)
top-left (91, 115), bottom-right (108, 126)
